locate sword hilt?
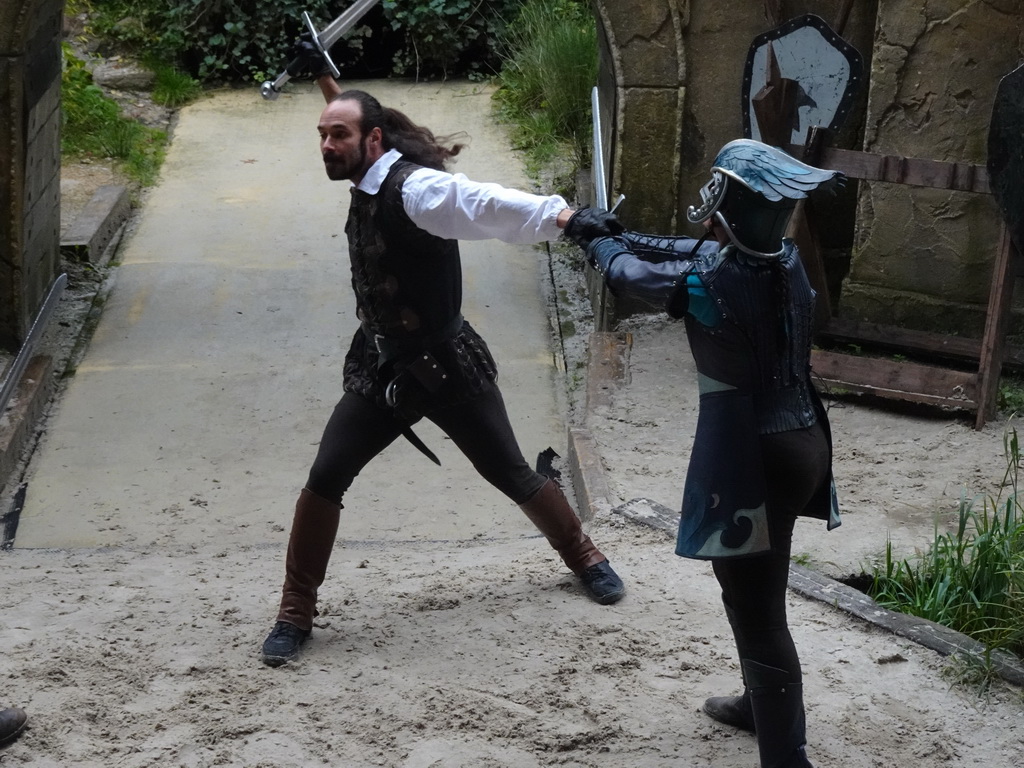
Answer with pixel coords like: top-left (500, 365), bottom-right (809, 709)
top-left (260, 12), bottom-right (340, 100)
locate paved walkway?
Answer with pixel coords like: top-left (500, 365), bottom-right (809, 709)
top-left (14, 81), bottom-right (565, 550)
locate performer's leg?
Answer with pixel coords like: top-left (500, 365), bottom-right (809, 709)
top-left (706, 425), bottom-right (827, 766)
top-left (263, 392), bottom-right (403, 666)
top-left (427, 381), bottom-right (624, 604)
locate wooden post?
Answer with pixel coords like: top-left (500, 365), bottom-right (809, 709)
top-left (975, 224), bottom-right (1019, 428)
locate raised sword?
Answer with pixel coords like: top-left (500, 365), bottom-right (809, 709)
top-left (261, 0), bottom-right (380, 101)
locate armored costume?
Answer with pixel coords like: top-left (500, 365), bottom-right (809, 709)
top-left (575, 140), bottom-right (843, 768)
top-left (263, 147), bottom-right (625, 667)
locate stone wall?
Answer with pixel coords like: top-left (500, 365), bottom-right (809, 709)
top-left (0, 0), bottom-right (63, 350)
top-left (592, 0), bottom-right (1024, 337)
top-left (845, 0), bottom-right (1024, 336)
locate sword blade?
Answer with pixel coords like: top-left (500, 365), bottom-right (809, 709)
top-left (318, 0), bottom-right (381, 49)
top-left (0, 273), bottom-right (67, 416)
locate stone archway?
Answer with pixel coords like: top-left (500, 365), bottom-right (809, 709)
top-left (0, 0), bottom-right (64, 349)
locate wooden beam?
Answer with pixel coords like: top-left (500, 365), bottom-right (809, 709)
top-left (788, 145), bottom-right (990, 193)
top-left (811, 350), bottom-right (978, 409)
top-left (819, 317), bottom-right (1024, 369)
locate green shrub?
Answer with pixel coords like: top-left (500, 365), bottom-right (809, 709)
top-left (493, 0), bottom-right (597, 170)
top-left (61, 45), bottom-right (167, 186)
top-left (87, 0), bottom-right (524, 83)
top-left (381, 0), bottom-right (523, 80)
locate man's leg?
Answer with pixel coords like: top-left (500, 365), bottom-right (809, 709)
top-left (428, 381), bottom-right (624, 604)
top-left (263, 392), bottom-right (403, 666)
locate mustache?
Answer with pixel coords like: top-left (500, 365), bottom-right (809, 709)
top-left (322, 152), bottom-right (345, 162)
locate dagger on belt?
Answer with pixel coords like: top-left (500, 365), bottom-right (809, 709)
top-left (260, 0), bottom-right (381, 101)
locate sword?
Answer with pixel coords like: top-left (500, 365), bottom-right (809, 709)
top-left (0, 273), bottom-right (67, 417)
top-left (261, 0), bottom-right (381, 101)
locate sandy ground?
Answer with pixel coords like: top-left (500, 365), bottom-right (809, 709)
top-left (2, 86), bottom-right (1024, 767)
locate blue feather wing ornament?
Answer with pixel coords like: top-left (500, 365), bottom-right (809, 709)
top-left (712, 139), bottom-right (844, 201)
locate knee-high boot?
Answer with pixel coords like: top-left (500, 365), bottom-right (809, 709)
top-left (703, 604), bottom-right (755, 732)
top-left (518, 479), bottom-right (625, 604)
top-left (743, 659), bottom-right (815, 768)
top-left (262, 488), bottom-right (342, 666)
top-left (276, 487), bottom-right (342, 630)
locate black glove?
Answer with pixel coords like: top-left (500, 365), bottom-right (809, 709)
top-left (563, 207), bottom-right (625, 249)
top-left (285, 33), bottom-right (332, 79)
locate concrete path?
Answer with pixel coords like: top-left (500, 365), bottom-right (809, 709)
top-left (14, 81), bottom-right (565, 550)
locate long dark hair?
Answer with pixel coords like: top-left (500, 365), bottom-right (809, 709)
top-left (334, 89), bottom-right (466, 171)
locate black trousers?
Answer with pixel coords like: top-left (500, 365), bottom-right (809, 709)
top-left (711, 421), bottom-right (831, 683)
top-left (305, 380), bottom-right (547, 507)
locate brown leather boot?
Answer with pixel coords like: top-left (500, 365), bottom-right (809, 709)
top-left (262, 488), bottom-right (341, 666)
top-left (519, 479), bottom-right (625, 604)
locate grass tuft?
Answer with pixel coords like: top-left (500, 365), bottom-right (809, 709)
top-left (869, 425), bottom-right (1024, 674)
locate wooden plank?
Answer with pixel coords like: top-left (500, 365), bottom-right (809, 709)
top-left (811, 350), bottom-right (978, 408)
top-left (974, 225), bottom-right (1018, 427)
top-left (819, 317), bottom-right (1024, 368)
top-left (787, 145), bottom-right (990, 194)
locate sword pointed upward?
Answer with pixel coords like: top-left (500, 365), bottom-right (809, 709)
top-left (261, 0), bottom-right (380, 101)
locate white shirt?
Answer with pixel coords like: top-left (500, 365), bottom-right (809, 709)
top-left (354, 149), bottom-right (567, 244)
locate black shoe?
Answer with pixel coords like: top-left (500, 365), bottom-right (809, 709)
top-left (579, 560), bottom-right (625, 605)
top-left (261, 621), bottom-right (310, 667)
top-left (0, 707), bottom-right (28, 746)
top-left (703, 693), bottom-right (755, 733)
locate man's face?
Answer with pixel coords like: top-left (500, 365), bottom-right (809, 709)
top-left (318, 99), bottom-right (376, 183)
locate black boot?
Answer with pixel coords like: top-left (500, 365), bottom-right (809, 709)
top-left (703, 690), bottom-right (754, 732)
top-left (703, 602), bottom-right (755, 732)
top-left (743, 659), bottom-right (815, 768)
top-left (0, 708), bottom-right (27, 746)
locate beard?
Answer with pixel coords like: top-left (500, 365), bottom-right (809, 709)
top-left (322, 137), bottom-right (367, 181)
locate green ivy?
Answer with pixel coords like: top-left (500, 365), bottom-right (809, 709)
top-left (381, 0), bottom-right (524, 80)
top-left (87, 0), bottom-right (526, 83)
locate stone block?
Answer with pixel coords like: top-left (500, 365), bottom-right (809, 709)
top-left (60, 185), bottom-right (131, 263)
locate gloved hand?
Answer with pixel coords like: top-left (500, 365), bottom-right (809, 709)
top-left (285, 33), bottom-right (333, 79)
top-left (563, 207), bottom-right (625, 249)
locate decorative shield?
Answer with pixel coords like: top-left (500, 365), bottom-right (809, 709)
top-left (987, 62), bottom-right (1024, 253)
top-left (742, 14), bottom-right (864, 145)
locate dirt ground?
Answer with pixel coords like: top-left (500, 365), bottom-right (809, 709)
top-left (2, 81), bottom-right (1023, 767)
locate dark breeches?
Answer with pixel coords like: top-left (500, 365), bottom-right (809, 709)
top-left (305, 381), bottom-right (547, 506)
top-left (711, 421), bottom-right (830, 680)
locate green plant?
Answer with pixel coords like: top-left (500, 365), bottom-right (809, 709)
top-left (150, 62), bottom-right (202, 107)
top-left (998, 374), bottom-right (1024, 415)
top-left (86, 0), bottom-right (522, 83)
top-left (869, 426), bottom-right (1024, 665)
top-left (493, 0), bottom-right (597, 171)
top-left (61, 44), bottom-right (167, 185)
top-left (382, 0), bottom-right (524, 80)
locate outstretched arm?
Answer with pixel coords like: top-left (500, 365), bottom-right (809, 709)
top-left (587, 234), bottom-right (719, 309)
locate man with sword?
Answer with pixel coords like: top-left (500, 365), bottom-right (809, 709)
top-left (260, 9), bottom-right (627, 667)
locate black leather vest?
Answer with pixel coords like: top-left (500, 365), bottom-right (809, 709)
top-left (684, 243), bottom-right (818, 434)
top-left (345, 160), bottom-right (462, 338)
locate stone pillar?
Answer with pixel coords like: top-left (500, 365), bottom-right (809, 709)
top-left (0, 0), bottom-right (63, 350)
top-left (592, 0), bottom-right (685, 234)
top-left (841, 0), bottom-right (1024, 336)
